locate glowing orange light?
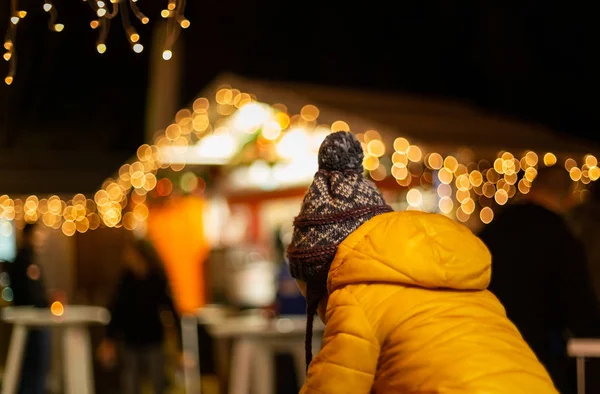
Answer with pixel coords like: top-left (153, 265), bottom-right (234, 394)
top-left (51, 301), bottom-right (64, 316)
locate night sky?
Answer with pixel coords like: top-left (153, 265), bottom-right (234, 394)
top-left (1, 1), bottom-right (598, 157)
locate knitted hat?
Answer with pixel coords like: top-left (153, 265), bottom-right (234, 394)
top-left (286, 131), bottom-right (393, 368)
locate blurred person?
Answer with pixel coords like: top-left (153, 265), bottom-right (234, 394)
top-left (287, 132), bottom-right (556, 393)
top-left (567, 182), bottom-right (600, 302)
top-left (98, 239), bottom-right (181, 394)
top-left (273, 227), bottom-right (305, 394)
top-left (479, 166), bottom-right (600, 394)
top-left (7, 222), bottom-right (50, 394)
top-left (274, 226), bottom-right (305, 315)
top-left (566, 181), bottom-right (600, 393)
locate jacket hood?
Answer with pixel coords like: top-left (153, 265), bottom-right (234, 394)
top-left (328, 211), bottom-right (491, 292)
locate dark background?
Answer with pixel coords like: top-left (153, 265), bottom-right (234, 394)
top-left (1, 1), bottom-right (598, 162)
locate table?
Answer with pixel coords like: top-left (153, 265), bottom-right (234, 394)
top-left (567, 339), bottom-right (600, 394)
top-left (1, 306), bottom-right (110, 394)
top-left (197, 312), bottom-right (324, 394)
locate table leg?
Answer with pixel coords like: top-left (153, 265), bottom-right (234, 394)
top-left (577, 357), bottom-right (585, 394)
top-left (63, 326), bottom-right (94, 394)
top-left (251, 343), bottom-right (273, 394)
top-left (229, 339), bottom-right (253, 394)
top-left (214, 338), bottom-right (230, 393)
top-left (1, 324), bottom-right (28, 394)
top-left (181, 315), bottom-right (201, 394)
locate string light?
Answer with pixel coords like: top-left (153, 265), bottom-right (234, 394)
top-left (3, 0), bottom-right (19, 85)
top-left (0, 85), bottom-right (595, 233)
top-left (3, 1), bottom-right (188, 84)
top-left (3, 0), bottom-right (63, 85)
top-left (86, 0), bottom-right (187, 59)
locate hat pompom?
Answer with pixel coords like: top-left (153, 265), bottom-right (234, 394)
top-left (318, 131), bottom-right (364, 172)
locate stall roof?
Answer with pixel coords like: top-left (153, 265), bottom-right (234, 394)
top-left (202, 73), bottom-right (597, 156)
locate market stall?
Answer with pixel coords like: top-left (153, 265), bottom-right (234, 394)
top-left (2, 72), bottom-right (599, 312)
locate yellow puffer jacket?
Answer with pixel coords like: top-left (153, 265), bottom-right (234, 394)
top-left (302, 211), bottom-right (557, 394)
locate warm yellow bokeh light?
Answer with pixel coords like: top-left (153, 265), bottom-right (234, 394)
top-left (391, 165), bottom-right (408, 180)
top-left (480, 207), bottom-right (494, 224)
top-left (439, 196), bottom-right (453, 214)
top-left (570, 167), bottom-right (582, 182)
top-left (525, 167), bottom-right (538, 182)
top-left (438, 168), bottom-right (453, 184)
top-left (428, 153), bottom-right (443, 170)
top-left (469, 171), bottom-right (483, 187)
top-left (456, 189), bottom-right (470, 204)
top-left (456, 174), bottom-right (470, 191)
top-left (565, 158), bottom-right (577, 172)
top-left (589, 166), bottom-right (600, 181)
top-left (300, 105), bottom-right (320, 122)
top-left (462, 198), bottom-right (476, 215)
top-left (525, 151), bottom-right (538, 167)
top-left (495, 189), bottom-right (509, 205)
top-left (392, 152), bottom-right (408, 167)
top-left (370, 165), bottom-right (387, 182)
top-left (331, 120), bottom-right (350, 132)
top-left (455, 206), bottom-right (469, 223)
top-left (437, 184), bottom-right (452, 198)
top-left (585, 155), bottom-right (598, 168)
top-left (406, 189), bottom-right (422, 207)
top-left (51, 301), bottom-right (64, 317)
top-left (393, 138), bottom-right (410, 154)
top-left (367, 140), bottom-right (386, 158)
top-left (193, 97), bottom-right (209, 113)
top-left (543, 152), bottom-right (557, 166)
top-left (406, 145), bottom-right (422, 162)
top-left (363, 155), bottom-right (379, 171)
top-left (444, 156), bottom-right (459, 173)
top-left (518, 179), bottom-right (531, 194)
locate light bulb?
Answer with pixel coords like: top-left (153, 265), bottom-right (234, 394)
top-left (54, 24), bottom-right (64, 32)
top-left (3, 53), bottom-right (11, 61)
top-left (141, 17), bottom-right (150, 24)
top-left (18, 11), bottom-right (27, 18)
top-left (130, 33), bottom-right (140, 43)
top-left (180, 19), bottom-right (191, 28)
top-left (90, 20), bottom-right (99, 29)
top-left (10, 17), bottom-right (19, 25)
top-left (5, 76), bottom-right (13, 85)
top-left (97, 43), bottom-right (107, 54)
top-left (133, 44), bottom-right (144, 53)
top-left (162, 50), bottom-right (172, 60)
top-left (97, 8), bottom-right (107, 17)
top-left (161, 10), bottom-right (170, 18)
top-left (43, 3), bottom-right (52, 11)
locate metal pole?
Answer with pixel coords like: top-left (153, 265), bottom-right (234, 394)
top-left (144, 21), bottom-right (183, 144)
